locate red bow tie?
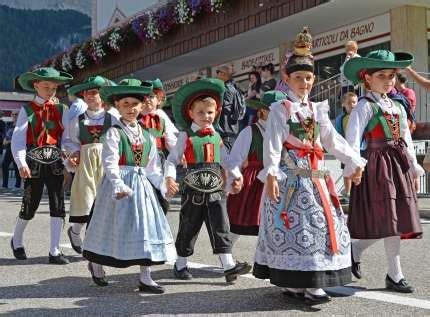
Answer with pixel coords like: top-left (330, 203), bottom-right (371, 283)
top-left (198, 127), bottom-right (214, 137)
top-left (141, 113), bottom-right (161, 130)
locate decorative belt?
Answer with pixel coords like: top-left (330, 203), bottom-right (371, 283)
top-left (26, 145), bottom-right (62, 165)
top-left (290, 168), bottom-right (329, 179)
top-left (183, 166), bottom-right (223, 193)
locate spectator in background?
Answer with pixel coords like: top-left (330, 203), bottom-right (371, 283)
top-left (242, 71), bottom-right (262, 127)
top-left (405, 66), bottom-right (430, 91)
top-left (339, 41), bottom-right (360, 96)
top-left (0, 118), bottom-right (5, 155)
top-left (216, 64), bottom-right (246, 151)
top-left (334, 92), bottom-right (358, 201)
top-left (260, 63), bottom-right (276, 93)
top-left (395, 73), bottom-right (417, 114)
top-left (2, 112), bottom-right (21, 189)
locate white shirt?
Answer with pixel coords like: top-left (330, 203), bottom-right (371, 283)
top-left (259, 95), bottom-right (366, 181)
top-left (11, 96), bottom-right (69, 169)
top-left (340, 53), bottom-right (360, 87)
top-left (346, 92), bottom-right (424, 177)
top-left (102, 120), bottom-right (166, 198)
top-left (165, 122), bottom-right (241, 180)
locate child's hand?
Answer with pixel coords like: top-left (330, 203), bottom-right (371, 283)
top-left (266, 174), bottom-right (279, 202)
top-left (351, 167), bottom-right (364, 186)
top-left (166, 177), bottom-right (179, 198)
top-left (231, 176), bottom-right (243, 194)
top-left (115, 191), bottom-right (129, 200)
top-left (19, 166), bottom-right (31, 178)
top-left (68, 151), bottom-right (80, 166)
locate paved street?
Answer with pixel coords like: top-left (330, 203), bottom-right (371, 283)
top-left (0, 188), bottom-right (430, 316)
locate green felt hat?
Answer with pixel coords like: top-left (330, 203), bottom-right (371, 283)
top-left (246, 90), bottom-right (287, 110)
top-left (99, 78), bottom-right (153, 105)
top-left (67, 75), bottom-right (115, 96)
top-left (343, 50), bottom-right (413, 84)
top-left (18, 67), bottom-right (73, 92)
top-left (152, 78), bottom-right (164, 90)
top-left (172, 78), bottom-right (225, 130)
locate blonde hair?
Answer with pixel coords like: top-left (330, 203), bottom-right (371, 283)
top-left (345, 40), bottom-right (358, 51)
top-left (342, 92), bottom-right (357, 103)
top-left (190, 96), bottom-right (217, 110)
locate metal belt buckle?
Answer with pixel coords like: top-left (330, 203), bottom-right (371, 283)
top-left (183, 167), bottom-right (223, 193)
top-left (26, 146), bottom-right (62, 165)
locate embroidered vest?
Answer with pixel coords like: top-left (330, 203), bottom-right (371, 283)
top-left (364, 100), bottom-right (403, 141)
top-left (248, 124), bottom-right (264, 163)
top-left (23, 101), bottom-right (65, 147)
top-left (115, 125), bottom-right (152, 167)
top-left (287, 118), bottom-right (320, 143)
top-left (184, 130), bottom-right (222, 164)
top-left (139, 114), bottom-right (166, 150)
top-left (78, 112), bottom-right (112, 145)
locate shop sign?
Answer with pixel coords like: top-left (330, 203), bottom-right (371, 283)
top-left (164, 69), bottom-right (208, 94)
top-left (214, 48), bottom-right (279, 77)
top-left (312, 14), bottom-right (390, 54)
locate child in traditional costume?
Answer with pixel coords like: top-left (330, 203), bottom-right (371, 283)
top-left (11, 67), bottom-right (72, 264)
top-left (253, 28), bottom-right (366, 303)
top-left (165, 78), bottom-right (252, 283)
top-left (139, 78), bottom-right (178, 214)
top-left (343, 50), bottom-right (423, 293)
top-left (227, 91), bottom-right (286, 237)
top-left (82, 79), bottom-right (176, 293)
top-left (62, 76), bottom-right (117, 254)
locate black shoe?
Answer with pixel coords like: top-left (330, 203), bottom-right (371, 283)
top-left (48, 253), bottom-right (69, 265)
top-left (173, 264), bottom-right (193, 280)
top-left (138, 281), bottom-right (165, 294)
top-left (87, 262), bottom-right (109, 287)
top-left (224, 261), bottom-right (252, 283)
top-left (282, 289), bottom-right (305, 300)
top-left (385, 275), bottom-right (414, 293)
top-left (67, 227), bottom-right (83, 254)
top-left (351, 249), bottom-right (361, 279)
top-left (304, 291), bottom-right (331, 304)
top-left (10, 239), bottom-right (27, 260)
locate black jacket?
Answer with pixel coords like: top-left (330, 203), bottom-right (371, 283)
top-left (217, 80), bottom-right (245, 138)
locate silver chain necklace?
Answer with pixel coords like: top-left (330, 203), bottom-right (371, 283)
top-left (121, 119), bottom-right (142, 144)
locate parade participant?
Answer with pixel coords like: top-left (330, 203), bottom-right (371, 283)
top-left (344, 50), bottom-right (423, 293)
top-left (335, 92), bottom-right (358, 200)
top-left (165, 78), bottom-right (251, 283)
top-left (139, 79), bottom-right (178, 214)
top-left (253, 28), bottom-right (366, 304)
top-left (82, 79), bottom-right (176, 293)
top-left (11, 67), bottom-right (72, 264)
top-left (62, 76), bottom-right (117, 254)
top-left (227, 91), bottom-right (286, 237)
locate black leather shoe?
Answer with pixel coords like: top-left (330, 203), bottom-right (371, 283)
top-left (282, 289), bottom-right (305, 300)
top-left (138, 281), bottom-right (165, 294)
top-left (67, 227), bottom-right (83, 254)
top-left (224, 261), bottom-right (252, 283)
top-left (351, 249), bottom-right (361, 279)
top-left (385, 275), bottom-right (414, 293)
top-left (10, 239), bottom-right (27, 260)
top-left (173, 264), bottom-right (193, 280)
top-left (304, 291), bottom-right (331, 304)
top-left (87, 262), bottom-right (109, 287)
top-left (48, 253), bottom-right (69, 265)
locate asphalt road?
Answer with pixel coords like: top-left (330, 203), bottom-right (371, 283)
top-left (0, 188), bottom-right (429, 316)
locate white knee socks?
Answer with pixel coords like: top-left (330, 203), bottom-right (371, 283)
top-left (351, 238), bottom-right (378, 262)
top-left (50, 217), bottom-right (63, 256)
top-left (384, 236), bottom-right (403, 283)
top-left (176, 256), bottom-right (188, 271)
top-left (89, 262), bottom-right (105, 278)
top-left (140, 266), bottom-right (158, 286)
top-left (12, 218), bottom-right (29, 248)
top-left (71, 223), bottom-right (85, 235)
top-left (219, 253), bottom-right (235, 271)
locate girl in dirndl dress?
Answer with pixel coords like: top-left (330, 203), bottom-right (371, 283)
top-left (83, 79), bottom-right (176, 294)
top-left (343, 50), bottom-right (423, 293)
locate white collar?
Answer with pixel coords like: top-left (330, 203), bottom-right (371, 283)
top-left (256, 119), bottom-right (266, 129)
top-left (33, 95), bottom-right (47, 105)
top-left (190, 122), bottom-right (215, 132)
top-left (86, 108), bottom-right (105, 118)
top-left (288, 90), bottom-right (309, 105)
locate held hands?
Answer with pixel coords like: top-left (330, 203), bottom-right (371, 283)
top-left (266, 174), bottom-right (279, 202)
top-left (68, 151), bottom-right (80, 167)
top-left (166, 177), bottom-right (179, 199)
top-left (230, 175), bottom-right (243, 194)
top-left (19, 166), bottom-right (31, 178)
top-left (115, 191), bottom-right (129, 200)
top-left (351, 167), bottom-right (364, 186)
